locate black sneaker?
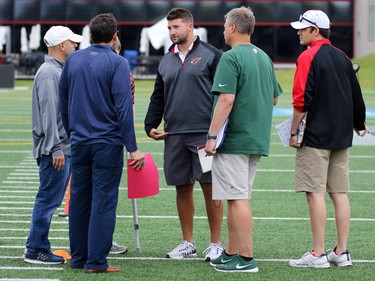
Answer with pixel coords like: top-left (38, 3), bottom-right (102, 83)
top-left (24, 251), bottom-right (65, 265)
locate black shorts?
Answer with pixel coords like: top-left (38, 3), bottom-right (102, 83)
top-left (164, 133), bottom-right (212, 186)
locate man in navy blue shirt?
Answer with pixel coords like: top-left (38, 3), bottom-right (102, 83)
top-left (59, 13), bottom-right (144, 273)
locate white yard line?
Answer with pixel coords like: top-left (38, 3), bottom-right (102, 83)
top-left (0, 216), bottom-right (374, 223)
top-left (0, 267), bottom-right (63, 272)
top-left (0, 255), bottom-right (374, 264)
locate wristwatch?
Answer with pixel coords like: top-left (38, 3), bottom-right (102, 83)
top-left (290, 132), bottom-right (298, 137)
top-left (207, 134), bottom-right (217, 140)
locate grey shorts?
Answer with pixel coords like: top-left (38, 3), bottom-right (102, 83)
top-left (295, 146), bottom-right (349, 193)
top-left (164, 133), bottom-right (211, 186)
top-left (212, 153), bottom-right (261, 200)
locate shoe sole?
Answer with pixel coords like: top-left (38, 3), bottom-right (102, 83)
top-left (289, 261), bottom-right (330, 268)
top-left (109, 249), bottom-right (128, 254)
top-left (214, 267), bottom-right (259, 273)
top-left (330, 261), bottom-right (353, 267)
top-left (24, 258), bottom-right (65, 265)
top-left (165, 254), bottom-right (197, 259)
top-left (86, 266), bottom-right (122, 273)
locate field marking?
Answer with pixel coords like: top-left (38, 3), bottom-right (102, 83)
top-left (0, 214), bottom-right (39, 217)
top-left (0, 266), bottom-right (63, 272)
top-left (0, 279), bottom-right (60, 281)
top-left (0, 208), bottom-right (33, 210)
top-left (0, 151), bottom-right (32, 153)
top-left (0, 255), bottom-right (374, 264)
top-left (0, 202), bottom-right (35, 205)
top-left (1, 186), bottom-right (374, 194)
top-left (1, 168), bottom-right (375, 175)
top-left (0, 196), bottom-right (35, 199)
top-left (0, 216), bottom-right (374, 223)
top-left (0, 228), bottom-right (68, 232)
top-left (0, 276), bottom-right (61, 281)
top-left (0, 237), bottom-right (68, 240)
top-left (0, 190), bottom-right (36, 193)
top-left (1, 150), bottom-right (374, 159)
top-left (0, 129), bottom-right (30, 133)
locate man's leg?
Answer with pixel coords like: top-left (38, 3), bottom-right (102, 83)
top-left (176, 184), bottom-right (195, 242)
top-left (200, 182), bottom-right (223, 243)
top-left (26, 155), bottom-right (71, 254)
top-left (69, 145), bottom-right (92, 268)
top-left (227, 199), bottom-right (253, 257)
top-left (329, 192), bottom-right (350, 254)
top-left (85, 144), bottom-right (123, 270)
top-left (306, 192), bottom-right (327, 256)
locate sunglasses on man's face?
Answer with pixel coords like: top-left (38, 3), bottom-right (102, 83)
top-left (299, 14), bottom-right (319, 28)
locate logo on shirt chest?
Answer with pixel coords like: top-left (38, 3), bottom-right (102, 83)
top-left (190, 57), bottom-right (201, 65)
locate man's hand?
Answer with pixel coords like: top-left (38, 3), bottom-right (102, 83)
top-left (289, 135), bottom-right (301, 149)
top-left (52, 154), bottom-right (65, 171)
top-left (204, 139), bottom-right (216, 156)
top-left (149, 128), bottom-right (168, 140)
top-left (354, 123), bottom-right (370, 137)
top-left (129, 150), bottom-right (145, 171)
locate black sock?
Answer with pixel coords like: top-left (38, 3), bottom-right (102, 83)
top-left (239, 255), bottom-right (253, 262)
top-left (224, 250), bottom-right (236, 257)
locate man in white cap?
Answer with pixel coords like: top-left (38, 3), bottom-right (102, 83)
top-left (25, 26), bottom-right (82, 265)
top-left (288, 10), bottom-right (369, 268)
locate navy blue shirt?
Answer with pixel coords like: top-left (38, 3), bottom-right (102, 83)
top-left (59, 44), bottom-right (137, 152)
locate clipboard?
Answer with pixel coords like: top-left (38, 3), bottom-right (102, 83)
top-left (297, 112), bottom-right (307, 143)
top-left (275, 112), bottom-right (307, 146)
top-left (215, 118), bottom-right (229, 150)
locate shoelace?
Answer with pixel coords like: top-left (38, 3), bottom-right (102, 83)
top-left (203, 244), bottom-right (224, 255)
top-left (178, 243), bottom-right (192, 252)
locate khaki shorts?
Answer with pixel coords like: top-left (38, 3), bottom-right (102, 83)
top-left (212, 153), bottom-right (261, 200)
top-left (295, 146), bottom-right (349, 193)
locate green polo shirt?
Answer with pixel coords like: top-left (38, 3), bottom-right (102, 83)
top-left (211, 44), bottom-right (282, 155)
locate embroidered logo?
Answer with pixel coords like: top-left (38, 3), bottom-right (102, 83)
top-left (191, 57), bottom-right (201, 65)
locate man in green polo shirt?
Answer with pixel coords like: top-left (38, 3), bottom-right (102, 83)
top-left (205, 6), bottom-right (282, 273)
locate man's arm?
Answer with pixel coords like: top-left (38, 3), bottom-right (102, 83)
top-left (289, 109), bottom-right (306, 148)
top-left (204, 93), bottom-right (235, 155)
top-left (144, 71), bottom-right (167, 140)
top-left (39, 78), bottom-right (65, 170)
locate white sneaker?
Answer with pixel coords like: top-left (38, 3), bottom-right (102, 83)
top-left (202, 243), bottom-right (225, 261)
top-left (289, 251), bottom-right (330, 268)
top-left (328, 247), bottom-right (352, 267)
top-left (165, 240), bottom-right (197, 259)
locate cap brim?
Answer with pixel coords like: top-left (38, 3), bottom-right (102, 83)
top-left (290, 21), bottom-right (313, 30)
top-left (69, 33), bottom-right (83, 43)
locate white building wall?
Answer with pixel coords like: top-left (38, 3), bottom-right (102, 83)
top-left (354, 0), bottom-right (375, 57)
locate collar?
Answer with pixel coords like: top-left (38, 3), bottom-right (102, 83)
top-left (174, 39), bottom-right (194, 55)
top-left (311, 38), bottom-right (331, 48)
top-left (45, 54), bottom-right (64, 67)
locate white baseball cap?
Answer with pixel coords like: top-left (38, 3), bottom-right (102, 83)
top-left (290, 10), bottom-right (331, 30)
top-left (43, 26), bottom-right (83, 47)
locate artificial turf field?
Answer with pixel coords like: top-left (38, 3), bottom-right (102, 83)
top-left (0, 69), bottom-right (374, 280)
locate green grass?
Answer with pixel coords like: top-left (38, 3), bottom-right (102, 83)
top-left (0, 73), bottom-right (374, 281)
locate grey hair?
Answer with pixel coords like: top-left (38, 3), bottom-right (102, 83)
top-left (224, 6), bottom-right (255, 35)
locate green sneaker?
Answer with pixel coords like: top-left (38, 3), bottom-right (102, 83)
top-left (214, 255), bottom-right (259, 273)
top-left (210, 251), bottom-right (236, 267)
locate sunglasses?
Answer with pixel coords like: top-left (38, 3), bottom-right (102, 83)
top-left (299, 14), bottom-right (319, 28)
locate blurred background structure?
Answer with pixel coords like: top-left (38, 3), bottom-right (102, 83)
top-left (0, 0), bottom-right (374, 82)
